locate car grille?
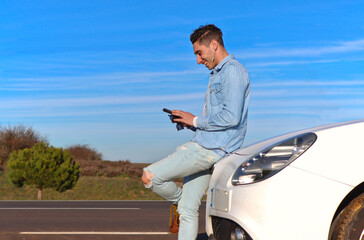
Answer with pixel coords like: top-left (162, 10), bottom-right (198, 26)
top-left (211, 216), bottom-right (253, 240)
top-left (212, 216), bottom-right (224, 240)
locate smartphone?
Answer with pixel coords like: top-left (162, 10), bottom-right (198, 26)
top-left (163, 108), bottom-right (172, 114)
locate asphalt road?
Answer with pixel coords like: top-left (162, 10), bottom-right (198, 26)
top-left (0, 201), bottom-right (209, 240)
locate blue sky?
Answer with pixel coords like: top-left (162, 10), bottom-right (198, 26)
top-left (1, 1), bottom-right (364, 163)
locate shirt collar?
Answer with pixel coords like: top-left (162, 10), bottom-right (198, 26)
top-left (211, 54), bottom-right (234, 74)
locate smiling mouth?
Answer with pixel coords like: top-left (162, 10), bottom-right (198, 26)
top-left (200, 59), bottom-right (210, 68)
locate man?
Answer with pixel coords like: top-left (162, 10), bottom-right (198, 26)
top-left (142, 24), bottom-right (250, 240)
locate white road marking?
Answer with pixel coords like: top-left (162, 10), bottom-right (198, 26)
top-left (360, 229), bottom-right (364, 240)
top-left (0, 208), bottom-right (140, 210)
top-left (20, 232), bottom-right (170, 235)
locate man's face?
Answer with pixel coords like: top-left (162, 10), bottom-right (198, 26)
top-left (193, 40), bottom-right (217, 70)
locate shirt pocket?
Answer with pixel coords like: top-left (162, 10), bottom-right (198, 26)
top-left (210, 83), bottom-right (223, 106)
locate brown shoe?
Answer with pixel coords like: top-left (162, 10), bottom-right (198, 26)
top-left (169, 204), bottom-right (179, 234)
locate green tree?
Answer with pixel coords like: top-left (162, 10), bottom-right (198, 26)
top-left (7, 142), bottom-right (80, 200)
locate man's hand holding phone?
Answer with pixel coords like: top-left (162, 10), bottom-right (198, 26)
top-left (163, 108), bottom-right (196, 131)
top-left (171, 110), bottom-right (195, 127)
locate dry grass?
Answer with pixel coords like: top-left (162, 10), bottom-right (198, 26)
top-left (0, 171), bottom-right (162, 200)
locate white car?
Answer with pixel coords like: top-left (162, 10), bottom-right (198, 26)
top-left (206, 119), bottom-right (364, 240)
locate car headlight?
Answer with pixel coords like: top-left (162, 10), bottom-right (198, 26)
top-left (232, 132), bottom-right (317, 185)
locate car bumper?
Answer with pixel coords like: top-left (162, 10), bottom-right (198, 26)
top-left (206, 163), bottom-right (353, 240)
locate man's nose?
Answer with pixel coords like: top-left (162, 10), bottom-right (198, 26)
top-left (196, 55), bottom-right (203, 64)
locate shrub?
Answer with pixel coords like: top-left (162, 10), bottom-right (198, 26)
top-left (78, 159), bottom-right (142, 178)
top-left (66, 144), bottom-right (102, 162)
top-left (0, 125), bottom-right (47, 169)
top-left (7, 142), bottom-right (80, 200)
top-left (65, 144), bottom-right (143, 178)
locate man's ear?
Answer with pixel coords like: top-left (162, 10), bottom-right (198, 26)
top-left (210, 39), bottom-right (219, 51)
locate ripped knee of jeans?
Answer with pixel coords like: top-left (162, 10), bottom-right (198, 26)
top-left (142, 169), bottom-right (154, 188)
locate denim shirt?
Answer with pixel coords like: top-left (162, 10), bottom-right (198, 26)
top-left (192, 55), bottom-right (251, 154)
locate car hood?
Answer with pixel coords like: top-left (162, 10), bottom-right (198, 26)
top-left (212, 119), bottom-right (364, 188)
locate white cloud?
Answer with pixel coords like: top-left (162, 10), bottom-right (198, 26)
top-left (247, 59), bottom-right (339, 67)
top-left (238, 39), bottom-right (364, 59)
top-left (251, 88), bottom-right (364, 100)
top-left (249, 96), bottom-right (364, 109)
top-left (253, 79), bottom-right (364, 87)
top-left (0, 92), bottom-right (204, 109)
top-left (1, 69), bottom-right (204, 91)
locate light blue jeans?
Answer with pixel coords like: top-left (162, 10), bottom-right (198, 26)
top-left (144, 142), bottom-right (222, 240)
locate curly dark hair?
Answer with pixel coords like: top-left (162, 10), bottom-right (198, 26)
top-left (190, 24), bottom-right (224, 47)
